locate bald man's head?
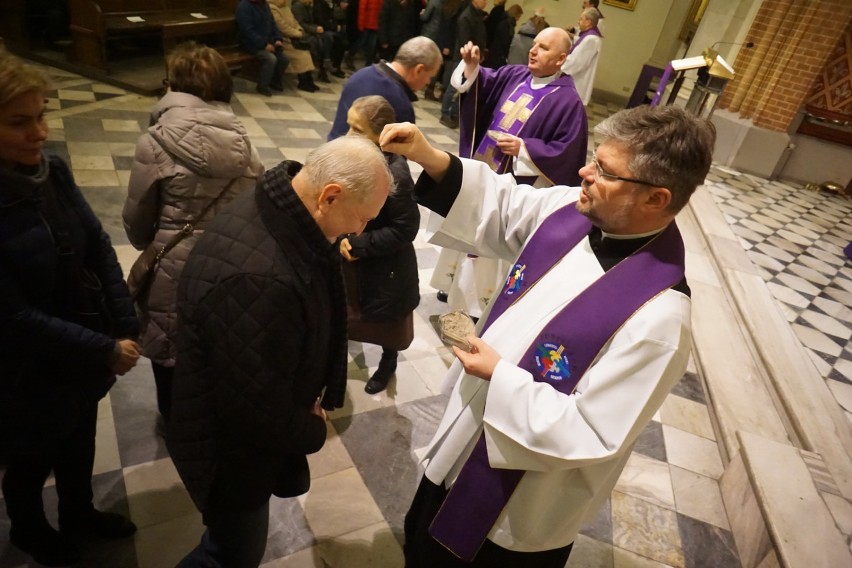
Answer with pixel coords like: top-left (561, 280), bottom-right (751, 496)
top-left (527, 27), bottom-right (570, 77)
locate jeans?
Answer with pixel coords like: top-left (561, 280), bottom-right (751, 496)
top-left (178, 501), bottom-right (270, 568)
top-left (255, 47), bottom-right (289, 89)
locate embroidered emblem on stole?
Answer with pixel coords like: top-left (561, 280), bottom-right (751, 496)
top-left (505, 263), bottom-right (525, 295)
top-left (535, 341), bottom-right (571, 381)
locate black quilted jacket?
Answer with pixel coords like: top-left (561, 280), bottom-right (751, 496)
top-left (168, 161), bottom-right (347, 513)
top-left (0, 155), bottom-right (138, 449)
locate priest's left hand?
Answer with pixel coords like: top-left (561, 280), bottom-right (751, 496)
top-left (496, 134), bottom-right (522, 157)
top-left (453, 337), bottom-right (501, 381)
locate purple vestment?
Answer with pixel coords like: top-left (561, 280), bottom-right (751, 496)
top-left (459, 65), bottom-right (588, 186)
top-left (429, 204), bottom-right (686, 561)
top-left (572, 26), bottom-right (602, 49)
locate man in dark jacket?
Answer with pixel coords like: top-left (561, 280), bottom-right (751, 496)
top-left (236, 0), bottom-right (290, 96)
top-left (169, 136), bottom-right (393, 567)
top-left (440, 0), bottom-right (487, 128)
top-left (327, 36), bottom-right (442, 140)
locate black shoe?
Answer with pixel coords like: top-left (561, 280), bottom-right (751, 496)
top-left (343, 55), bottom-right (356, 70)
top-left (364, 357), bottom-right (397, 394)
top-left (270, 81), bottom-right (285, 92)
top-left (256, 85), bottom-right (273, 97)
top-left (60, 510), bottom-right (137, 540)
top-left (330, 68), bottom-right (346, 78)
top-left (297, 81), bottom-right (320, 92)
top-left (10, 523), bottom-right (81, 566)
top-left (436, 290), bottom-right (448, 303)
top-left (439, 115), bottom-right (459, 129)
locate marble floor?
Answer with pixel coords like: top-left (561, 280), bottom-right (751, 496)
top-left (0, 60), bottom-right (849, 568)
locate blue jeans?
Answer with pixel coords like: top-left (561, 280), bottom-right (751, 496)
top-left (255, 47), bottom-right (289, 89)
top-left (178, 501), bottom-right (270, 568)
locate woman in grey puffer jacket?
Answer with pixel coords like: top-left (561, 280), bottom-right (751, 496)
top-left (123, 43), bottom-right (264, 422)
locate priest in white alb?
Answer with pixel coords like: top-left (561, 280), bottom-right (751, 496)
top-left (379, 105), bottom-right (715, 567)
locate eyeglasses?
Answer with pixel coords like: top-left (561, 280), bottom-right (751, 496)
top-left (590, 155), bottom-right (657, 187)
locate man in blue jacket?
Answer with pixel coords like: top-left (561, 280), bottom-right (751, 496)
top-left (236, 0), bottom-right (290, 96)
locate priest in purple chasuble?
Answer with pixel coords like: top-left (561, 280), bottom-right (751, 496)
top-left (379, 105), bottom-right (715, 567)
top-left (429, 27), bottom-right (587, 318)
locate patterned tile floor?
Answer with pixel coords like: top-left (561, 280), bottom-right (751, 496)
top-left (0, 60), bottom-right (849, 568)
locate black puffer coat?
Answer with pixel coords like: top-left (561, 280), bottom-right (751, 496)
top-left (346, 153), bottom-right (420, 322)
top-left (168, 161), bottom-right (347, 513)
top-left (0, 155), bottom-right (138, 451)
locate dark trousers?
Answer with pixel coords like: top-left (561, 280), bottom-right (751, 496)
top-left (1, 399), bottom-right (99, 528)
top-left (178, 501), bottom-right (270, 568)
top-left (404, 476), bottom-right (574, 568)
top-left (151, 361), bottom-right (173, 421)
top-left (440, 58), bottom-right (460, 118)
top-left (255, 47), bottom-right (289, 89)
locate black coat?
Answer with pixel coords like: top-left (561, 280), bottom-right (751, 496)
top-left (168, 161), bottom-right (346, 513)
top-left (0, 155), bottom-right (138, 450)
top-left (455, 4), bottom-right (487, 53)
top-left (483, 8), bottom-right (514, 68)
top-left (378, 0), bottom-right (421, 49)
top-left (346, 153), bottom-right (420, 322)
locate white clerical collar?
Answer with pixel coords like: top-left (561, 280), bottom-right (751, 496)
top-left (530, 72), bottom-right (560, 89)
top-left (601, 226), bottom-right (666, 240)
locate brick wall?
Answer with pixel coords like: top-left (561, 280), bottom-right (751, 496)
top-left (718, 0), bottom-right (852, 132)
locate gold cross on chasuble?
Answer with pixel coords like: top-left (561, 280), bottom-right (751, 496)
top-left (498, 94), bottom-right (534, 130)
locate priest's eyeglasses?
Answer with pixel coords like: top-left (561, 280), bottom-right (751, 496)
top-left (590, 156), bottom-right (657, 187)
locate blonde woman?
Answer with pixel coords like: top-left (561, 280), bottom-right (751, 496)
top-left (0, 50), bottom-right (140, 566)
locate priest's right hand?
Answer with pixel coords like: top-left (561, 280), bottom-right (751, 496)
top-left (460, 41), bottom-right (480, 66)
top-left (379, 122), bottom-right (451, 180)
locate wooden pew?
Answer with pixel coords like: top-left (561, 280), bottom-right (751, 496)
top-left (69, 0), bottom-right (238, 72)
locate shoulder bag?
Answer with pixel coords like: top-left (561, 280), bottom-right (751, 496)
top-left (127, 177), bottom-right (239, 305)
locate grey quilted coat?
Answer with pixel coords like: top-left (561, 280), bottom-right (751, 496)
top-left (123, 90), bottom-right (264, 366)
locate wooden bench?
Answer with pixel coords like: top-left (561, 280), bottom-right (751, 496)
top-left (161, 17), bottom-right (255, 73)
top-left (69, 0), bottom-right (239, 72)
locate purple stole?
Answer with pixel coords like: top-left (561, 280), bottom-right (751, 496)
top-left (471, 80), bottom-right (562, 174)
top-left (429, 204), bottom-right (685, 561)
top-left (572, 26), bottom-right (602, 49)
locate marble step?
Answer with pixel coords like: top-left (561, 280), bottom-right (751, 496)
top-left (720, 432), bottom-right (852, 567)
top-left (683, 185), bottom-right (852, 566)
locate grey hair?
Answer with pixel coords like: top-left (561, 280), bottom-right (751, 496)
top-left (302, 136), bottom-right (396, 199)
top-left (594, 106), bottom-right (716, 213)
top-left (582, 8), bottom-right (601, 27)
top-left (394, 36), bottom-right (443, 71)
top-left (350, 95), bottom-right (396, 136)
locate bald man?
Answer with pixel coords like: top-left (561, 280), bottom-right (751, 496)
top-left (431, 27), bottom-right (587, 317)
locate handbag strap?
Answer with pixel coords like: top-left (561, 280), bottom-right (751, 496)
top-left (153, 176), bottom-right (240, 263)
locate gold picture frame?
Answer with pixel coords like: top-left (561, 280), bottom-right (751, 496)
top-left (603, 0), bottom-right (638, 10)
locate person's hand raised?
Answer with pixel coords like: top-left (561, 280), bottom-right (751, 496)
top-left (460, 41), bottom-right (480, 65)
top-left (380, 123), bottom-right (451, 180)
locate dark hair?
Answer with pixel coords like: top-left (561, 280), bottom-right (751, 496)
top-left (166, 42), bottom-right (233, 103)
top-left (594, 106), bottom-right (716, 213)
